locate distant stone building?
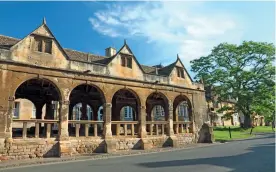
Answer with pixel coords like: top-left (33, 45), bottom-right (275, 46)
top-left (0, 19), bottom-right (209, 160)
top-left (205, 86), bottom-right (265, 127)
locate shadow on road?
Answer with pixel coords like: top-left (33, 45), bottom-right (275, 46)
top-left (137, 142), bottom-right (275, 172)
top-left (227, 133), bottom-right (275, 142)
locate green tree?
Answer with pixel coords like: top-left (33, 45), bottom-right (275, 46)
top-left (191, 41), bottom-right (275, 128)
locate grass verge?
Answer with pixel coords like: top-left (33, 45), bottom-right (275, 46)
top-left (213, 126), bottom-right (274, 142)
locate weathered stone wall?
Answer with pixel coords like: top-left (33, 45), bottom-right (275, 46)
top-left (69, 138), bottom-right (105, 155)
top-left (192, 91), bottom-right (209, 142)
top-left (0, 138), bottom-right (59, 160)
top-left (115, 138), bottom-right (142, 150)
top-left (146, 136), bottom-right (173, 148)
top-left (175, 133), bottom-right (195, 147)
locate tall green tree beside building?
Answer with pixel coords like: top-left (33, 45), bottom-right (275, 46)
top-left (191, 41), bottom-right (275, 128)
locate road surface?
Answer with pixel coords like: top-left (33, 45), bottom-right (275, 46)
top-left (2, 133), bottom-right (275, 172)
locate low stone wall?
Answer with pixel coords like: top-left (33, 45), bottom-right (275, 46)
top-left (69, 137), bottom-right (105, 155)
top-left (175, 133), bottom-right (195, 147)
top-left (0, 138), bottom-right (59, 160)
top-left (115, 138), bottom-right (142, 150)
top-left (146, 136), bottom-right (172, 148)
top-left (0, 134), bottom-right (197, 160)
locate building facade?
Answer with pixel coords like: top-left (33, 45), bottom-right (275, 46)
top-left (0, 19), bottom-right (209, 160)
top-left (205, 86), bottom-right (265, 127)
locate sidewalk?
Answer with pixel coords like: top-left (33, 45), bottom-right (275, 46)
top-left (0, 143), bottom-right (221, 169)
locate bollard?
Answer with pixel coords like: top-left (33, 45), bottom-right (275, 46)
top-left (250, 127), bottom-right (254, 135)
top-left (228, 127), bottom-right (232, 138)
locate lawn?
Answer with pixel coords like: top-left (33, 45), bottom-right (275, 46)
top-left (249, 126), bottom-right (275, 133)
top-left (213, 126), bottom-right (274, 142)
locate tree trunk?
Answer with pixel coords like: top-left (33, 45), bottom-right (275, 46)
top-left (243, 115), bottom-right (252, 129)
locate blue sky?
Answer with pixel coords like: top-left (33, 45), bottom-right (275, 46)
top-left (0, 1), bottom-right (274, 78)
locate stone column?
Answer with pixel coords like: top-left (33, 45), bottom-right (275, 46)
top-left (44, 101), bottom-right (54, 136)
top-left (138, 105), bottom-right (147, 138)
top-left (80, 102), bottom-right (88, 120)
top-left (167, 102), bottom-right (174, 136)
top-left (59, 100), bottom-right (69, 140)
top-left (59, 100), bottom-right (73, 157)
top-left (103, 103), bottom-right (116, 153)
top-left (175, 108), bottom-right (179, 134)
top-left (0, 96), bottom-right (15, 138)
top-left (103, 103), bottom-right (112, 139)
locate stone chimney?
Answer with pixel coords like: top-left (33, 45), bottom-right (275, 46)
top-left (105, 47), bottom-right (116, 57)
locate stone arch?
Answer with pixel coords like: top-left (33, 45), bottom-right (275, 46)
top-left (146, 91), bottom-right (169, 121)
top-left (173, 95), bottom-right (193, 121)
top-left (111, 88), bottom-right (141, 121)
top-left (68, 84), bottom-right (106, 136)
top-left (69, 84), bottom-right (106, 120)
top-left (13, 78), bottom-right (62, 137)
top-left (14, 78), bottom-right (62, 119)
top-left (12, 76), bottom-right (64, 102)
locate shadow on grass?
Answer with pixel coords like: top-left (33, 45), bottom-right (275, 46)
top-left (137, 142), bottom-right (275, 172)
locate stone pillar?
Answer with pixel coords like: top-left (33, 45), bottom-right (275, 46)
top-left (103, 103), bottom-right (116, 153)
top-left (44, 101), bottom-right (53, 136)
top-left (103, 103), bottom-right (112, 139)
top-left (167, 102), bottom-right (174, 136)
top-left (138, 105), bottom-right (147, 138)
top-left (45, 102), bottom-right (54, 119)
top-left (175, 108), bottom-right (179, 134)
top-left (35, 103), bottom-right (43, 119)
top-left (0, 96), bottom-right (14, 138)
top-left (80, 102), bottom-right (88, 120)
top-left (59, 100), bottom-right (69, 140)
top-left (59, 100), bottom-right (73, 157)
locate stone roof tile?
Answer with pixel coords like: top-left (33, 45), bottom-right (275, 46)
top-left (0, 35), bottom-right (20, 49)
top-left (0, 34), bottom-right (177, 76)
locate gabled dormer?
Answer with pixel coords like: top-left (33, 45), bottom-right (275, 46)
top-left (107, 40), bottom-right (144, 80)
top-left (9, 18), bottom-right (69, 68)
top-left (168, 55), bottom-right (194, 87)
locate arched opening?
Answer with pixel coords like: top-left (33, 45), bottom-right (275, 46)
top-left (13, 78), bottom-right (61, 138)
top-left (173, 95), bottom-right (193, 134)
top-left (146, 92), bottom-right (168, 121)
top-left (111, 89), bottom-right (140, 136)
top-left (111, 89), bottom-right (140, 121)
top-left (173, 95), bottom-right (192, 121)
top-left (146, 92), bottom-right (169, 135)
top-left (177, 101), bottom-right (190, 122)
top-left (69, 84), bottom-right (105, 136)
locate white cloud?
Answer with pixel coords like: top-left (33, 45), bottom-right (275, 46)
top-left (88, 1), bottom-right (242, 67)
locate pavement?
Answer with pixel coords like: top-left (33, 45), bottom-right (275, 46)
top-left (0, 133), bottom-right (275, 172)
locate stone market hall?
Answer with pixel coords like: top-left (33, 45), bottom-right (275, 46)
top-left (0, 19), bottom-right (209, 160)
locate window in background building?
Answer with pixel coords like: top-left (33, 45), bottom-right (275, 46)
top-left (124, 106), bottom-right (133, 119)
top-left (13, 102), bottom-right (20, 119)
top-left (155, 105), bottom-right (165, 116)
top-left (32, 105), bottom-right (36, 119)
top-left (178, 101), bottom-right (189, 121)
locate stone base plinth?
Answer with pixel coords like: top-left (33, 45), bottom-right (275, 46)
top-left (105, 139), bottom-right (117, 153)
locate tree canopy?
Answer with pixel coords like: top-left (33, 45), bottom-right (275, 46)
top-left (190, 41), bottom-right (275, 127)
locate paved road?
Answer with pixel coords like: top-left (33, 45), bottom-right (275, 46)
top-left (2, 134), bottom-right (275, 172)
